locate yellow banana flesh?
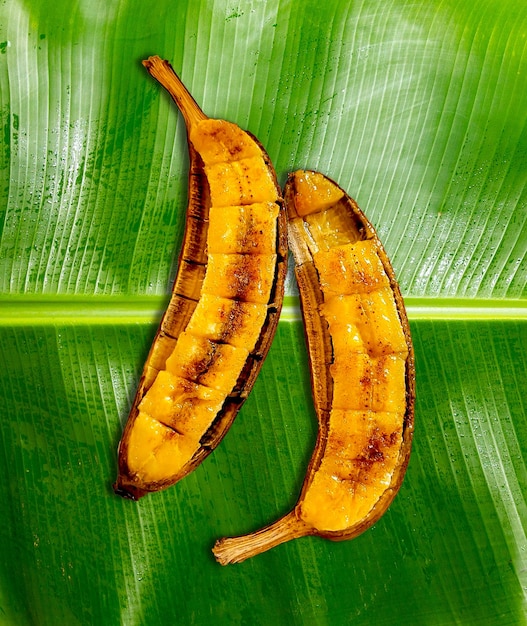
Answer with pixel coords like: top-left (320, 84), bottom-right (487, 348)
top-left (213, 170), bottom-right (414, 563)
top-left (113, 57), bottom-right (287, 500)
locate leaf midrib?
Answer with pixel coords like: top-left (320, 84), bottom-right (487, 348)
top-left (0, 295), bottom-right (526, 325)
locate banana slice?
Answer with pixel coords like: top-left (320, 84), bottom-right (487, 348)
top-left (213, 170), bottom-right (414, 563)
top-left (113, 57), bottom-right (287, 500)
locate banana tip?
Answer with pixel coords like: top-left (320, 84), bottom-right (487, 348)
top-left (112, 479), bottom-right (143, 501)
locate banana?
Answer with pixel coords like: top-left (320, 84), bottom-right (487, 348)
top-left (113, 56), bottom-right (287, 500)
top-left (213, 170), bottom-right (414, 564)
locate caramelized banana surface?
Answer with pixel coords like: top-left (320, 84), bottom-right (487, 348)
top-left (213, 170), bottom-right (414, 563)
top-left (113, 57), bottom-right (287, 500)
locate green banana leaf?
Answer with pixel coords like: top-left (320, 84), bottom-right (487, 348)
top-left (1, 0), bottom-right (526, 623)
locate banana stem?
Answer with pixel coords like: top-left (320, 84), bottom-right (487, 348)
top-left (142, 55), bottom-right (207, 128)
top-left (212, 512), bottom-right (312, 565)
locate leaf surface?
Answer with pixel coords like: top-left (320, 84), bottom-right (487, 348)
top-left (0, 0), bottom-right (526, 624)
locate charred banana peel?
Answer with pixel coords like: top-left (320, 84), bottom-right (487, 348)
top-left (113, 56), bottom-right (287, 499)
top-left (213, 170), bottom-right (415, 564)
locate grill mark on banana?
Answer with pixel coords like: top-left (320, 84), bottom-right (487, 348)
top-left (113, 56), bottom-right (287, 500)
top-left (213, 170), bottom-right (414, 564)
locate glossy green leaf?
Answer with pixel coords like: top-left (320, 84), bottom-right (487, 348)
top-left (0, 0), bottom-right (526, 624)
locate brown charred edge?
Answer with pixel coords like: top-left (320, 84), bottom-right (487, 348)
top-left (292, 262), bottom-right (334, 502)
top-left (170, 260), bottom-right (206, 301)
top-left (283, 172), bottom-right (337, 500)
top-left (284, 171), bottom-right (303, 220)
top-left (119, 146), bottom-right (209, 399)
top-left (186, 149), bottom-right (211, 220)
top-left (114, 141), bottom-right (211, 499)
top-left (113, 467), bottom-right (149, 501)
top-left (182, 216), bottom-right (208, 265)
top-left (294, 262), bottom-right (333, 415)
top-left (113, 485), bottom-right (144, 501)
top-left (113, 295), bottom-right (200, 499)
top-left (164, 146), bottom-right (209, 306)
top-left (198, 398), bottom-right (244, 451)
top-left (251, 202), bottom-right (288, 354)
top-left (140, 146), bottom-right (209, 355)
top-left (113, 397), bottom-right (145, 499)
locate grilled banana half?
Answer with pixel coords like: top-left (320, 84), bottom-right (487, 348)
top-left (113, 56), bottom-right (287, 500)
top-left (213, 170), bottom-right (414, 563)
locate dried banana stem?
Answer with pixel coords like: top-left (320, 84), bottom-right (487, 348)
top-left (213, 513), bottom-right (311, 565)
top-left (142, 56), bottom-right (206, 128)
